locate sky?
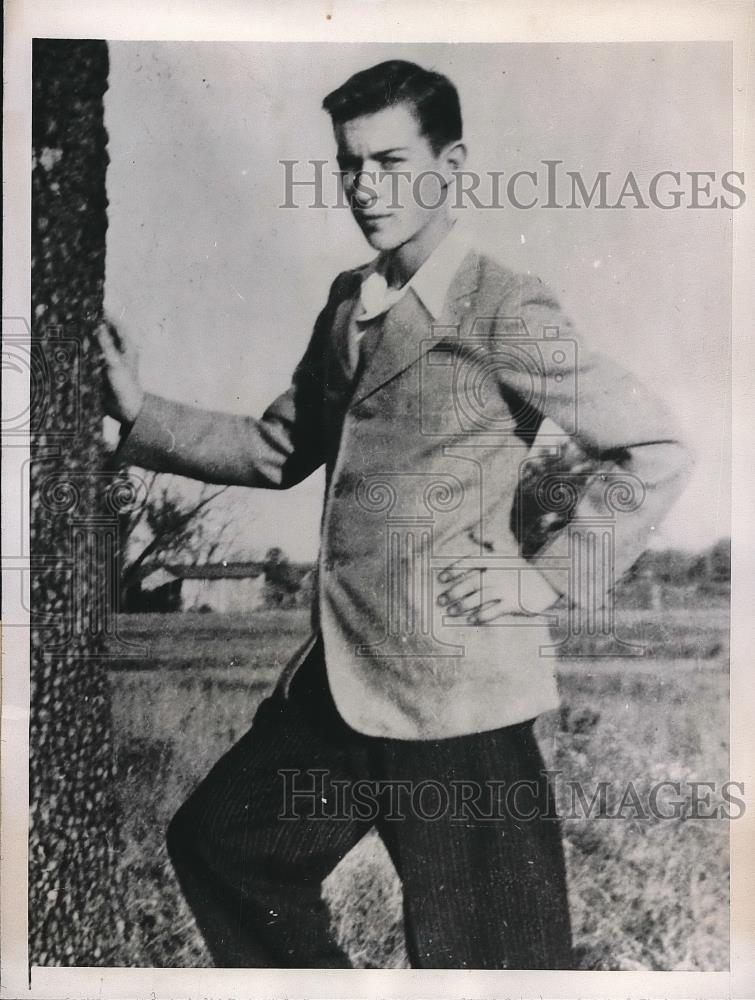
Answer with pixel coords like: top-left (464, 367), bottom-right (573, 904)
top-left (103, 40), bottom-right (732, 560)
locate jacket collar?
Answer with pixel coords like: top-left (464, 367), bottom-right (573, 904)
top-left (349, 245), bottom-right (481, 406)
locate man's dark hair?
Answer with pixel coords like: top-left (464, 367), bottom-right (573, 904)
top-left (322, 60), bottom-right (462, 155)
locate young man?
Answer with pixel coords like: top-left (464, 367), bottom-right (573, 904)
top-left (98, 60), bottom-right (693, 969)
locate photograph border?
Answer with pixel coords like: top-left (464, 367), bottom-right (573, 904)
top-left (3, 2), bottom-right (754, 998)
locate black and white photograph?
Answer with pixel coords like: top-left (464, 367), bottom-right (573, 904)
top-left (3, 2), bottom-right (754, 998)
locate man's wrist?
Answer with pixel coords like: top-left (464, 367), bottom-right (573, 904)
top-left (117, 384), bottom-right (146, 428)
top-left (520, 566), bottom-right (562, 614)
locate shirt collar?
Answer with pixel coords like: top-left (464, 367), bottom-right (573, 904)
top-left (403, 220), bottom-right (472, 320)
top-left (363, 220), bottom-right (473, 322)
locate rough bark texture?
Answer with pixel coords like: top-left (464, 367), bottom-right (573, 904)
top-left (30, 38), bottom-right (125, 965)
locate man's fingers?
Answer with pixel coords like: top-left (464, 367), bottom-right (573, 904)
top-left (467, 600), bottom-right (504, 624)
top-left (95, 322), bottom-right (121, 362)
top-left (437, 558), bottom-right (479, 584)
top-left (95, 319), bottom-right (125, 350)
top-left (94, 320), bottom-right (112, 343)
top-left (438, 575), bottom-right (480, 607)
top-left (443, 590), bottom-right (484, 616)
top-left (96, 319), bottom-right (140, 378)
top-left (97, 317), bottom-right (137, 354)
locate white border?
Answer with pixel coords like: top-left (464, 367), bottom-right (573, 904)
top-left (3, 2), bottom-right (754, 998)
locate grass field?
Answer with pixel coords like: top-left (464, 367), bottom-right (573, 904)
top-left (110, 607), bottom-right (730, 970)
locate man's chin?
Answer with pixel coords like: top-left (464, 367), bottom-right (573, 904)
top-left (361, 230), bottom-right (404, 252)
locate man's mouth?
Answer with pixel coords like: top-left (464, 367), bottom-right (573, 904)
top-left (355, 212), bottom-right (393, 225)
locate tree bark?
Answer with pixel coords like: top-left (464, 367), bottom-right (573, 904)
top-left (30, 38), bottom-right (126, 965)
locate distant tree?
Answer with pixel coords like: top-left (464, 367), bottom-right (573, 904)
top-left (116, 471), bottom-right (240, 604)
top-left (649, 548), bottom-right (696, 585)
top-left (263, 546), bottom-right (286, 572)
top-left (686, 553), bottom-right (708, 582)
top-left (262, 546), bottom-right (305, 608)
top-left (708, 538), bottom-right (731, 582)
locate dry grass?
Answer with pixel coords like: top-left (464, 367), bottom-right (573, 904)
top-left (110, 608), bottom-right (730, 970)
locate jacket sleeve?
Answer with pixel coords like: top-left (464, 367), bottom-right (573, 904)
top-left (493, 272), bottom-right (696, 610)
top-left (114, 273), bottom-right (349, 488)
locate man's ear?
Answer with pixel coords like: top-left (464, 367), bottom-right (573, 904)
top-left (441, 140), bottom-right (467, 177)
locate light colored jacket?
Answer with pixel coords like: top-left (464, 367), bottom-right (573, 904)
top-left (119, 249), bottom-right (694, 739)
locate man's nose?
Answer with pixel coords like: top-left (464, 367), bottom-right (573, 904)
top-left (350, 170), bottom-right (378, 209)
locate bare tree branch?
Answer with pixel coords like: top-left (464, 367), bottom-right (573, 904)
top-left (120, 475), bottom-right (231, 594)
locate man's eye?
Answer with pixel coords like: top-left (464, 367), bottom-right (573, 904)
top-left (379, 158), bottom-right (404, 169)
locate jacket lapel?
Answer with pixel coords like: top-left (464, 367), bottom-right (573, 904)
top-left (320, 267), bottom-right (365, 401)
top-left (331, 293), bottom-right (362, 383)
top-left (350, 249), bottom-right (481, 407)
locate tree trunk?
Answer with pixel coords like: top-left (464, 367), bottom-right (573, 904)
top-left (30, 39), bottom-right (126, 964)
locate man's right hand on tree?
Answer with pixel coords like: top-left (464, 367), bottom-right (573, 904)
top-left (95, 318), bottom-right (145, 425)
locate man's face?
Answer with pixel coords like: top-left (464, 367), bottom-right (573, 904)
top-left (334, 103), bottom-right (453, 252)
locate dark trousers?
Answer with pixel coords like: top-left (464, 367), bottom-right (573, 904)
top-left (166, 638), bottom-right (574, 969)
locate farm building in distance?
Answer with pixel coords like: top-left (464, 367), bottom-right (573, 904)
top-left (135, 558), bottom-right (314, 613)
top-left (138, 562), bottom-right (266, 613)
